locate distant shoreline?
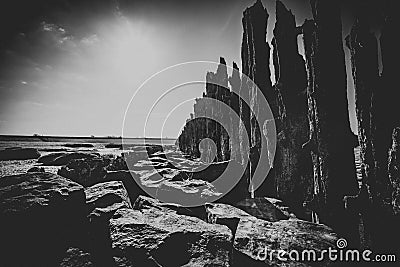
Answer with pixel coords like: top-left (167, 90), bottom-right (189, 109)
top-left (0, 135), bottom-right (176, 143)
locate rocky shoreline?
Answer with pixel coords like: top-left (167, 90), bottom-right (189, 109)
top-left (0, 144), bottom-right (338, 266)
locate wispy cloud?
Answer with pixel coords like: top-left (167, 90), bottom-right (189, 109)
top-left (81, 34), bottom-right (99, 46)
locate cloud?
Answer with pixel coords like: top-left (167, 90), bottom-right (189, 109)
top-left (81, 34), bottom-right (100, 46)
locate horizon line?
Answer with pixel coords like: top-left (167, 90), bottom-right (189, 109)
top-left (0, 134), bottom-right (177, 140)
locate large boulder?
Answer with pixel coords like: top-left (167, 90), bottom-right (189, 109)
top-left (234, 217), bottom-right (337, 266)
top-left (110, 202), bottom-right (232, 266)
top-left (38, 152), bottom-right (100, 166)
top-left (85, 181), bottom-right (132, 216)
top-left (206, 202), bottom-right (338, 266)
top-left (85, 181), bottom-right (133, 267)
top-left (0, 173), bottom-right (87, 266)
top-left (58, 157), bottom-right (110, 187)
top-left (0, 147), bottom-right (41, 161)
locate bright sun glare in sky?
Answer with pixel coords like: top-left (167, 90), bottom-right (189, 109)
top-left (0, 0), bottom-right (358, 137)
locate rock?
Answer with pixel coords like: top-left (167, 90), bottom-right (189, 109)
top-left (85, 181), bottom-right (132, 216)
top-left (105, 170), bottom-right (151, 203)
top-left (191, 160), bottom-right (231, 182)
top-left (145, 144), bottom-right (164, 156)
top-left (131, 160), bottom-right (171, 171)
top-left (58, 157), bottom-right (110, 187)
top-left (124, 144), bottom-right (163, 157)
top-left (105, 168), bottom-right (226, 207)
top-left (60, 247), bottom-right (93, 267)
top-left (110, 205), bottom-right (232, 266)
top-left (205, 202), bottom-right (337, 266)
top-left (147, 156), bottom-right (167, 163)
top-left (27, 166), bottom-right (45, 172)
top-left (107, 155), bottom-right (128, 171)
top-left (148, 150), bottom-right (167, 159)
top-left (0, 173), bottom-right (86, 266)
top-left (126, 196), bottom-right (338, 266)
top-left (133, 195), bottom-right (208, 221)
top-left (40, 148), bottom-right (69, 152)
top-left (132, 156), bottom-right (177, 171)
top-left (37, 152), bottom-right (66, 164)
top-left (105, 143), bottom-right (123, 149)
top-left (64, 143), bottom-right (94, 148)
top-left (123, 150), bottom-right (152, 164)
top-left (140, 167), bottom-right (191, 182)
top-left (234, 215), bottom-right (337, 266)
top-left (142, 174), bottom-right (221, 206)
top-left (38, 152), bottom-right (100, 166)
top-left (214, 163), bottom-right (249, 206)
top-left (0, 147), bottom-right (41, 161)
top-left (235, 197), bottom-right (288, 222)
top-left (264, 197), bottom-right (299, 219)
top-left (85, 181), bottom-right (133, 267)
top-left (148, 160), bottom-right (249, 206)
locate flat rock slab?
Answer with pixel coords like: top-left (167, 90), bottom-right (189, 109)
top-left (206, 202), bottom-right (338, 266)
top-left (110, 204), bottom-right (232, 266)
top-left (0, 147), bottom-right (41, 161)
top-left (234, 217), bottom-right (337, 266)
top-left (122, 195), bottom-right (338, 266)
top-left (236, 197), bottom-right (289, 222)
top-left (0, 172), bottom-right (86, 266)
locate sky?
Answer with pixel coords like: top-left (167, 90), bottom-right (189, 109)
top-left (0, 0), bottom-right (386, 137)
